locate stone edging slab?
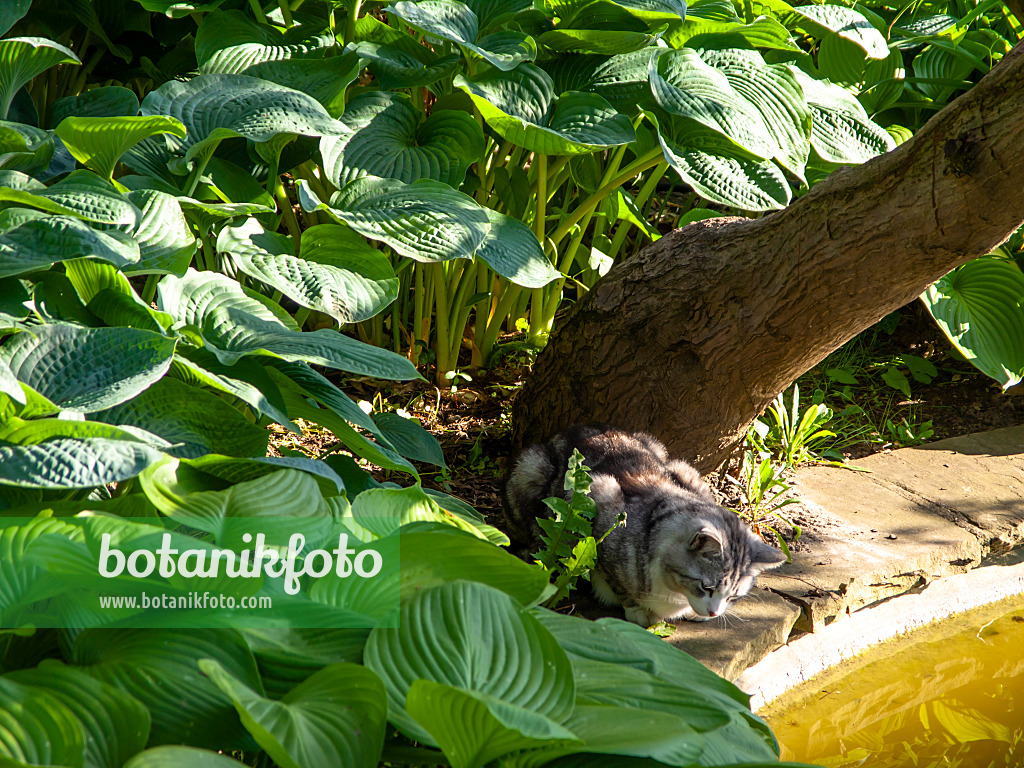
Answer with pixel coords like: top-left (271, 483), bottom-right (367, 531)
top-left (666, 425), bottom-right (1024, 685)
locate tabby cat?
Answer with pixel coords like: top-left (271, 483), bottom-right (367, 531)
top-left (504, 424), bottom-right (786, 627)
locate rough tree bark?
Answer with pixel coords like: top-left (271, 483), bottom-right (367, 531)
top-left (513, 41), bottom-right (1024, 473)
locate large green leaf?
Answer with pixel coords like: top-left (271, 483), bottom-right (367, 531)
top-left (649, 48), bottom-right (779, 161)
top-left (63, 257), bottom-right (174, 331)
top-left (0, 169), bottom-right (141, 225)
top-left (406, 681), bottom-right (580, 768)
top-left (399, 528), bottom-right (550, 603)
top-left (545, 48), bottom-right (658, 115)
top-left (352, 15), bottom-right (461, 90)
top-left (0, 37), bottom-right (80, 120)
top-left (0, 677), bottom-right (85, 768)
top-left (648, 109), bottom-right (791, 210)
top-left (699, 48), bottom-right (811, 181)
top-left (386, 0), bottom-right (536, 71)
top-left (196, 10), bottom-right (334, 74)
top-left (72, 629), bottom-right (262, 749)
top-left (456, 64), bottom-right (635, 155)
top-left (299, 176), bottom-right (490, 263)
top-left (124, 747), bottom-right (250, 768)
top-left (791, 4), bottom-right (889, 59)
top-left (0, 436), bottom-right (164, 488)
top-left (120, 188), bottom-right (198, 275)
top-left (0, 0), bottom-right (30, 37)
top-left (94, 376), bottom-right (270, 459)
top-left (242, 627), bottom-right (370, 698)
top-left (218, 218), bottom-right (398, 324)
top-left (200, 660), bottom-right (387, 768)
top-left (790, 67), bottom-right (896, 164)
top-left (476, 209), bottom-right (559, 287)
top-left (0, 323), bottom-right (176, 412)
top-left (0, 120), bottom-right (54, 175)
top-left (0, 519), bottom-right (89, 627)
top-left (922, 255), bottom-right (1024, 390)
top-left (670, 16), bottom-right (800, 50)
top-left (364, 580), bottom-right (576, 746)
top-left (8, 660), bottom-right (151, 768)
top-left (372, 411), bottom-right (447, 467)
top-left (140, 74), bottom-right (347, 167)
top-left (241, 55), bottom-right (360, 119)
top-left (54, 116), bottom-right (187, 181)
top-left (157, 269), bottom-right (420, 379)
top-left (48, 86), bottom-right (141, 127)
top-left (321, 92), bottom-right (484, 188)
top-left (0, 213), bottom-right (141, 277)
top-left (0, 415), bottom-right (171, 449)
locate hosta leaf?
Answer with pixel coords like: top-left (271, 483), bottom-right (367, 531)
top-left (158, 269), bottom-right (420, 379)
top-left (72, 629), bottom-right (261, 749)
top-left (348, 485), bottom-right (486, 540)
top-left (243, 627), bottom-right (370, 699)
top-left (64, 257), bottom-right (174, 330)
top-left (0, 677), bottom-right (85, 768)
top-left (858, 45), bottom-right (905, 114)
top-left (172, 344), bottom-right (297, 432)
top-left (791, 4), bottom-right (889, 59)
top-left (218, 217), bottom-right (397, 325)
top-left (0, 214), bottom-right (140, 277)
top-left (476, 209), bottom-right (559, 287)
top-left (0, 323), bottom-right (176, 413)
top-left (120, 188), bottom-right (198, 275)
top-left (299, 176), bottom-right (490, 263)
top-left (399, 529), bottom-right (549, 603)
top-left (351, 15), bottom-right (461, 90)
top-left (373, 411), bottom-right (447, 467)
top-left (407, 681), bottom-right (580, 768)
top-left (8, 661), bottom-right (151, 768)
top-left (699, 48), bottom-right (811, 180)
top-left (54, 116), bottom-right (186, 181)
top-left (364, 581), bottom-right (575, 745)
top-left (671, 16), bottom-right (799, 50)
top-left (503, 705), bottom-right (705, 768)
top-left (0, 437), bottom-right (164, 488)
top-left (48, 86), bottom-right (141, 127)
top-left (0, 169), bottom-right (141, 225)
top-left (267, 359), bottom-right (386, 439)
top-left (922, 255), bottom-right (1024, 390)
top-left (196, 10), bottom-right (334, 74)
top-left (538, 28), bottom-right (660, 56)
top-left (0, 120), bottom-right (54, 175)
top-left (912, 42), bottom-right (979, 102)
top-left (200, 660), bottom-right (387, 768)
top-left (545, 48), bottom-right (657, 115)
top-left (386, 0), bottom-right (536, 71)
top-left (648, 110), bottom-right (790, 210)
top-left (184, 454), bottom-right (344, 495)
top-left (0, 0), bottom-right (30, 37)
top-left (95, 376), bottom-right (270, 459)
top-left (0, 37), bottom-right (80, 120)
top-left (456, 64), bottom-right (635, 155)
top-left (649, 48), bottom-right (779, 161)
top-left (790, 67), bottom-right (896, 164)
top-left (0, 416), bottom-right (172, 448)
top-left (241, 55), bottom-right (360, 119)
top-left (321, 91), bottom-right (485, 188)
top-left (125, 747), bottom-right (250, 768)
top-left (141, 74), bottom-right (347, 166)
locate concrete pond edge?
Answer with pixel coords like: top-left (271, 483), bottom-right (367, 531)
top-left (664, 425), bottom-right (1024, 708)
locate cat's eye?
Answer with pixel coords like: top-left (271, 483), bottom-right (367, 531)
top-left (701, 582), bottom-right (716, 593)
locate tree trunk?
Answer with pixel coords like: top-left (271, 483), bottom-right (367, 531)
top-left (513, 42), bottom-right (1024, 473)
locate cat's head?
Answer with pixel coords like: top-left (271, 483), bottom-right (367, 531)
top-left (659, 507), bottom-right (787, 618)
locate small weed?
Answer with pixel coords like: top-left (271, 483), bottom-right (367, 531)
top-left (750, 383), bottom-right (837, 466)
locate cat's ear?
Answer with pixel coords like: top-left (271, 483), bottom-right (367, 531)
top-left (590, 474), bottom-right (624, 509)
top-left (750, 538), bottom-right (787, 571)
top-left (689, 528), bottom-right (723, 558)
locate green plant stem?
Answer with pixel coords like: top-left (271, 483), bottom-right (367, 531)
top-left (478, 281), bottom-right (522, 365)
top-left (248, 0), bottom-right (268, 23)
top-left (431, 263), bottom-right (451, 383)
top-left (199, 231), bottom-right (217, 271)
top-left (272, 177), bottom-right (302, 245)
top-left (471, 265), bottom-right (491, 367)
top-left (185, 151), bottom-right (214, 197)
top-left (549, 146), bottom-right (665, 249)
top-left (276, 0), bottom-right (294, 25)
top-left (344, 0), bottom-right (362, 45)
top-left (412, 264), bottom-right (426, 366)
top-left (142, 275), bottom-right (159, 305)
top-left (293, 307), bottom-right (311, 329)
top-left (529, 154), bottom-right (548, 346)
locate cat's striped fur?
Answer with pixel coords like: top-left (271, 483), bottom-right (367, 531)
top-left (503, 424), bottom-right (786, 626)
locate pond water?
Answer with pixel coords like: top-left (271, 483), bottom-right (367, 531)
top-left (762, 596), bottom-right (1024, 768)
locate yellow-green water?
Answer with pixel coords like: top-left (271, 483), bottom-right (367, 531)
top-left (762, 597), bottom-right (1024, 768)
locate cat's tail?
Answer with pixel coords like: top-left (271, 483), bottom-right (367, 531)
top-left (502, 442), bottom-right (561, 554)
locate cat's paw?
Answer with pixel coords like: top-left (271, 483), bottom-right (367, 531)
top-left (624, 605), bottom-right (656, 627)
